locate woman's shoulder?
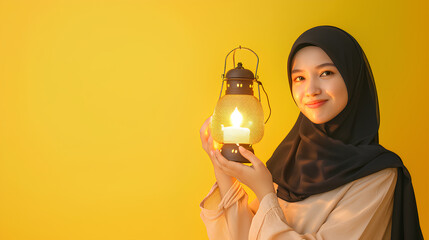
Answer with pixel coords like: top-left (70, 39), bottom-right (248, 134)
top-left (350, 167), bottom-right (398, 192)
top-left (360, 167), bottom-right (397, 181)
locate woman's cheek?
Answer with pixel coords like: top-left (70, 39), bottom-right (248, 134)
top-left (292, 86), bottom-right (300, 102)
top-left (293, 91), bottom-right (303, 108)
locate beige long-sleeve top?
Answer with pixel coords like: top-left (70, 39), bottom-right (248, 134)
top-left (200, 168), bottom-right (397, 240)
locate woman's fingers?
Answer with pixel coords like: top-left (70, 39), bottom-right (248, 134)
top-left (238, 146), bottom-right (263, 168)
top-left (200, 116), bottom-right (212, 148)
top-left (208, 134), bottom-right (221, 151)
top-left (207, 135), bottom-right (214, 151)
top-left (200, 116), bottom-right (211, 138)
top-left (214, 150), bottom-right (248, 176)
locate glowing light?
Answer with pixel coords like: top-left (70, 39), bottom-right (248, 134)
top-left (231, 107), bottom-right (243, 127)
top-left (222, 107), bottom-right (250, 143)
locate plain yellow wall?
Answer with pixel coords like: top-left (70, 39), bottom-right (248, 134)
top-left (0, 0), bottom-right (427, 239)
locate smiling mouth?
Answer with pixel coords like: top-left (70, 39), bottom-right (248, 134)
top-left (305, 100), bottom-right (327, 109)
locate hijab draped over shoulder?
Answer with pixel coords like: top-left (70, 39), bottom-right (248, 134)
top-left (266, 25), bottom-right (423, 240)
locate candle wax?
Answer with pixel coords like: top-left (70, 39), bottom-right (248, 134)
top-left (223, 126), bottom-right (250, 143)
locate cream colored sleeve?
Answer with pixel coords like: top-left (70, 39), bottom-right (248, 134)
top-left (248, 168), bottom-right (397, 240)
top-left (200, 179), bottom-right (255, 240)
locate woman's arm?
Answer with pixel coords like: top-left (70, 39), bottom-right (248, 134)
top-left (200, 179), bottom-right (255, 240)
top-left (200, 116), bottom-right (255, 239)
top-left (200, 116), bottom-right (236, 198)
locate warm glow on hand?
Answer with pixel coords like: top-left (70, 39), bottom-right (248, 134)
top-left (213, 139), bottom-right (223, 150)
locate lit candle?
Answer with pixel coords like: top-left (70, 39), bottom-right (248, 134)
top-left (222, 107), bottom-right (250, 143)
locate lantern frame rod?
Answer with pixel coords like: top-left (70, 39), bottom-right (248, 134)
top-left (220, 46), bottom-right (260, 101)
top-left (222, 45), bottom-right (259, 79)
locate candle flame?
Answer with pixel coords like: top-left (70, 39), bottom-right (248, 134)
top-left (231, 107), bottom-right (243, 127)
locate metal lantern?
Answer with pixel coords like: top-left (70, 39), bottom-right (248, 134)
top-left (211, 46), bottom-right (269, 163)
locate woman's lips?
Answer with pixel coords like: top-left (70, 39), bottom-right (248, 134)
top-left (305, 100), bottom-right (327, 108)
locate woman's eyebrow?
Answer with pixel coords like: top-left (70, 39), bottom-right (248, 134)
top-left (316, 63), bottom-right (336, 69)
top-left (291, 69), bottom-right (303, 74)
top-left (292, 63), bottom-right (336, 74)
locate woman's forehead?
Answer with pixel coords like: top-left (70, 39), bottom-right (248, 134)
top-left (291, 46), bottom-right (335, 71)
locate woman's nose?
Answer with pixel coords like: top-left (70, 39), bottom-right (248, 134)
top-left (305, 77), bottom-right (322, 97)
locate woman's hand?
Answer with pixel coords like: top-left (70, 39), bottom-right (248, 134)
top-left (200, 116), bottom-right (223, 168)
top-left (200, 116), bottom-right (215, 156)
top-left (200, 116), bottom-right (236, 197)
top-left (213, 146), bottom-right (275, 202)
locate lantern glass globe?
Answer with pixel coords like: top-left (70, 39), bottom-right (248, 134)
top-left (211, 94), bottom-right (264, 145)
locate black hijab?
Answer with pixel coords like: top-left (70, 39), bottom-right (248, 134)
top-left (266, 26), bottom-right (423, 239)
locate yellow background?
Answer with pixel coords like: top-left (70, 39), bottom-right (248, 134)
top-left (0, 0), bottom-right (427, 239)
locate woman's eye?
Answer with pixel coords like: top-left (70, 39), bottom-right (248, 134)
top-left (321, 71), bottom-right (333, 77)
top-left (294, 76), bottom-right (305, 82)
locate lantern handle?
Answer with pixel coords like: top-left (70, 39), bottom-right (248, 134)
top-left (256, 80), bottom-right (272, 124)
top-left (222, 46), bottom-right (259, 79)
top-left (219, 46), bottom-right (271, 124)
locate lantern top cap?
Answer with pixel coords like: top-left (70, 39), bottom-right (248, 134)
top-left (225, 62), bottom-right (255, 80)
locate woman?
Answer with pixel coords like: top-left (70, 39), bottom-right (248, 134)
top-left (199, 26), bottom-right (423, 240)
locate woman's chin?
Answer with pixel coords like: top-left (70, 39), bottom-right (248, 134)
top-left (303, 113), bottom-right (329, 124)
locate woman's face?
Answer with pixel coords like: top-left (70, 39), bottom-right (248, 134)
top-left (291, 46), bottom-right (348, 124)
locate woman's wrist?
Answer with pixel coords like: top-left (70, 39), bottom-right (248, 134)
top-left (213, 167), bottom-right (235, 198)
top-left (256, 186), bottom-right (276, 202)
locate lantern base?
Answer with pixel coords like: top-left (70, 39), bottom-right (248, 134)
top-left (221, 144), bottom-right (254, 163)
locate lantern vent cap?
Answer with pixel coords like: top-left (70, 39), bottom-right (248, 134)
top-left (225, 62), bottom-right (255, 80)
